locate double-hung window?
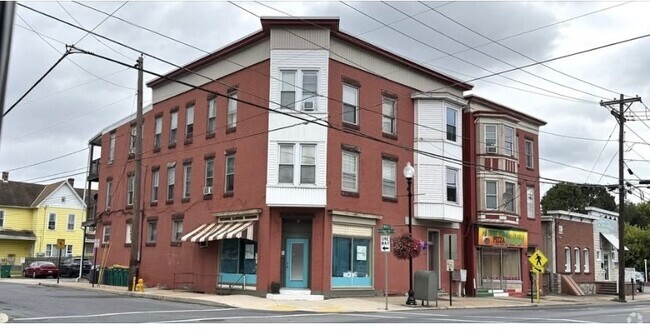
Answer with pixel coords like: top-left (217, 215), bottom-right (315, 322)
top-left (280, 70), bottom-right (296, 110)
top-left (0, 210), bottom-right (4, 228)
top-left (300, 144), bottom-right (316, 184)
top-left (205, 158), bottom-right (215, 188)
top-left (342, 151), bottom-right (359, 193)
top-left (227, 91), bottom-right (237, 129)
top-left (48, 213), bottom-right (56, 230)
top-left (485, 180), bottom-right (497, 210)
top-left (207, 98), bottom-right (216, 135)
top-left (527, 186), bottom-right (535, 218)
top-left (183, 163), bottom-right (192, 199)
top-left (125, 221), bottom-right (132, 244)
top-left (167, 165), bottom-right (175, 201)
top-left (67, 214), bottom-right (75, 230)
top-left (129, 126), bottom-right (136, 154)
top-left (382, 97), bottom-right (396, 135)
top-left (172, 219), bottom-right (183, 243)
top-left (154, 116), bottom-right (162, 149)
top-left (302, 71), bottom-right (317, 111)
top-left (151, 169), bottom-right (159, 203)
top-left (564, 247), bottom-right (571, 272)
top-left (504, 181), bottom-right (515, 212)
top-left (108, 132), bottom-right (116, 162)
top-left (105, 180), bottom-right (113, 209)
top-left (66, 245), bottom-right (73, 257)
top-left (446, 167), bottom-right (458, 203)
top-left (103, 226), bottom-right (111, 244)
top-left (525, 140), bottom-right (534, 168)
top-left (583, 249), bottom-right (590, 273)
top-left (504, 126), bottom-right (514, 156)
top-left (574, 248), bottom-right (581, 273)
top-left (147, 220), bottom-right (157, 244)
top-left (382, 159), bottom-right (396, 198)
top-left (186, 105), bottom-right (194, 139)
top-left (446, 107), bottom-right (457, 141)
top-left (342, 84), bottom-right (358, 125)
top-left (170, 110), bottom-right (178, 145)
top-left (278, 144), bottom-right (294, 184)
top-left (485, 124), bottom-right (497, 153)
top-left (127, 174), bottom-right (135, 206)
top-left (225, 154), bottom-right (235, 193)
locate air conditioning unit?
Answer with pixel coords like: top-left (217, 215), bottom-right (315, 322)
top-left (302, 100), bottom-right (315, 111)
top-left (486, 144), bottom-right (497, 153)
top-left (203, 186), bottom-right (213, 195)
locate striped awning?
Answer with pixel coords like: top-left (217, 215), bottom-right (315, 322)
top-left (181, 221), bottom-right (256, 243)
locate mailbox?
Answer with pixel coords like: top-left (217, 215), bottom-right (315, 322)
top-left (414, 270), bottom-right (438, 306)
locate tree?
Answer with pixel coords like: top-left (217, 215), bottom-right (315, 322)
top-left (541, 183), bottom-right (616, 214)
top-left (624, 224), bottom-right (650, 270)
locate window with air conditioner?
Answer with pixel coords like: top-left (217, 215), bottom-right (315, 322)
top-left (485, 124), bottom-right (497, 153)
top-left (277, 69), bottom-right (318, 112)
top-left (302, 100), bottom-right (315, 111)
top-left (203, 186), bottom-right (213, 195)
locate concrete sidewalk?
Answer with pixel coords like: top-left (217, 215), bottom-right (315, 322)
top-left (2, 278), bottom-right (649, 313)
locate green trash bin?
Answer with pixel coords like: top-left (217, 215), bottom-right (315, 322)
top-left (107, 268), bottom-right (114, 285)
top-left (0, 265), bottom-right (11, 278)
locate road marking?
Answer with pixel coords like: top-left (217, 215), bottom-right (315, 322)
top-left (161, 312), bottom-right (338, 323)
top-left (337, 313), bottom-right (406, 319)
top-left (382, 311), bottom-right (451, 317)
top-left (13, 308), bottom-right (234, 321)
top-left (463, 315), bottom-right (589, 323)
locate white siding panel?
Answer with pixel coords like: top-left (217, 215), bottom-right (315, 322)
top-left (332, 224), bottom-right (372, 237)
top-left (266, 186), bottom-right (326, 207)
top-left (331, 39), bottom-right (465, 95)
top-left (40, 186), bottom-right (85, 209)
top-left (415, 100), bottom-right (443, 140)
top-left (152, 40), bottom-right (270, 104)
top-left (271, 28), bottom-right (330, 50)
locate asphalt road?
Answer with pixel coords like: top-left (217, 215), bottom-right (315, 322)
top-left (1, 282), bottom-right (649, 323)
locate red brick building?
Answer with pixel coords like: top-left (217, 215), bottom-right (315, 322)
top-left (90, 17), bottom-right (473, 298)
top-left (462, 95), bottom-right (546, 297)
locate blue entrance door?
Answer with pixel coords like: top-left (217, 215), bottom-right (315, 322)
top-left (285, 239), bottom-right (309, 288)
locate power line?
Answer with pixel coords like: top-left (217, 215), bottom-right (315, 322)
top-left (417, 1), bottom-right (624, 98)
top-left (6, 147), bottom-right (88, 172)
top-left (585, 124), bottom-right (617, 183)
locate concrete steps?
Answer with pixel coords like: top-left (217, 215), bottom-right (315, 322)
top-left (266, 288), bottom-right (324, 301)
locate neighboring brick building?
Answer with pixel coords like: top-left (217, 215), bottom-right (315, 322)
top-left (90, 17), bottom-right (473, 297)
top-left (541, 211), bottom-right (597, 295)
top-left (462, 95), bottom-right (546, 296)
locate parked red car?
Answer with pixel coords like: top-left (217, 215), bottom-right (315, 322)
top-left (23, 261), bottom-right (59, 278)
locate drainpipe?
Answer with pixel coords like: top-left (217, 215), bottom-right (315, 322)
top-left (551, 217), bottom-right (557, 292)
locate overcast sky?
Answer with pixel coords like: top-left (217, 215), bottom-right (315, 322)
top-left (3, 1), bottom-right (650, 203)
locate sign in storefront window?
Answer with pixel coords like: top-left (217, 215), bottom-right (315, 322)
top-left (478, 227), bottom-right (528, 248)
top-left (220, 239), bottom-right (257, 285)
top-left (332, 236), bottom-right (371, 287)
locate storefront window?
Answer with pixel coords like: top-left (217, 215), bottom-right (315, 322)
top-left (479, 248), bottom-right (522, 289)
top-left (219, 239), bottom-right (257, 285)
top-left (331, 236), bottom-right (371, 287)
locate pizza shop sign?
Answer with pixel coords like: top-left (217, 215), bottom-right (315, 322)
top-left (478, 227), bottom-right (528, 248)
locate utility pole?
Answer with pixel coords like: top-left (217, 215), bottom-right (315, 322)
top-left (128, 56), bottom-right (143, 291)
top-left (601, 94), bottom-right (642, 302)
top-left (0, 2), bottom-right (16, 148)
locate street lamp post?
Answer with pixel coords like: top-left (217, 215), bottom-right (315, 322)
top-left (403, 162), bottom-right (416, 306)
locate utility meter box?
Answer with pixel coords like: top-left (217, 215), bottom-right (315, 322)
top-left (452, 269), bottom-right (467, 282)
top-left (414, 270), bottom-right (438, 306)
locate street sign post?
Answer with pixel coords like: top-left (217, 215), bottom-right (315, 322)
top-left (56, 239), bottom-right (65, 284)
top-left (528, 250), bottom-right (548, 304)
top-left (377, 224), bottom-right (394, 310)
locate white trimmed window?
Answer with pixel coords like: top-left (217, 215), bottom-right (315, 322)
top-left (0, 210), bottom-right (4, 228)
top-left (170, 110), bottom-right (178, 144)
top-left (300, 144), bottom-right (316, 184)
top-left (382, 97), bottom-right (396, 135)
top-left (574, 248), bottom-right (581, 273)
top-left (172, 219), bottom-right (183, 242)
top-left (527, 186), bottom-right (535, 218)
top-left (167, 165), bottom-right (176, 201)
top-left (278, 144), bottom-right (294, 184)
top-left (227, 91), bottom-right (237, 129)
top-left (504, 126), bottom-right (514, 156)
top-left (183, 163), bottom-right (192, 199)
top-left (129, 126), bottom-right (136, 154)
top-left (127, 175), bottom-right (135, 206)
top-left (108, 132), bottom-right (116, 162)
top-left (105, 180), bottom-right (113, 209)
top-left (125, 222), bottom-right (132, 244)
top-left (46, 244), bottom-right (58, 257)
top-left (302, 70), bottom-right (318, 110)
top-left (151, 170), bottom-right (159, 203)
top-left (485, 180), bottom-right (497, 210)
top-left (147, 221), bottom-right (157, 243)
top-left (66, 245), bottom-right (73, 257)
top-left (564, 247), bottom-right (571, 273)
top-left (280, 70), bottom-right (296, 109)
top-left (154, 116), bottom-right (162, 149)
top-left (485, 124), bottom-right (497, 153)
top-left (342, 151), bottom-right (359, 192)
top-left (583, 248), bottom-right (590, 273)
top-left (205, 158), bottom-right (214, 188)
top-left (446, 167), bottom-right (458, 203)
top-left (225, 154), bottom-right (235, 193)
top-left (48, 213), bottom-right (56, 230)
top-left (343, 84), bottom-right (358, 125)
top-left (382, 159), bottom-right (396, 198)
top-left (504, 182), bottom-right (515, 212)
top-left (67, 214), bottom-right (75, 230)
top-left (446, 107), bottom-right (457, 142)
top-left (525, 139), bottom-right (534, 168)
top-left (186, 105), bottom-right (194, 139)
top-left (102, 225), bottom-right (111, 244)
top-left (207, 98), bottom-right (216, 135)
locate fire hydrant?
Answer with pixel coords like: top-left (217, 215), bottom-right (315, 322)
top-left (135, 278), bottom-right (144, 292)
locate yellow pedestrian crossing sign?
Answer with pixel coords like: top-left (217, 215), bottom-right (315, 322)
top-left (56, 239), bottom-right (65, 250)
top-left (529, 250), bottom-right (547, 273)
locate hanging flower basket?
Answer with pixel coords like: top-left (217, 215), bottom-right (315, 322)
top-left (391, 233), bottom-right (423, 260)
